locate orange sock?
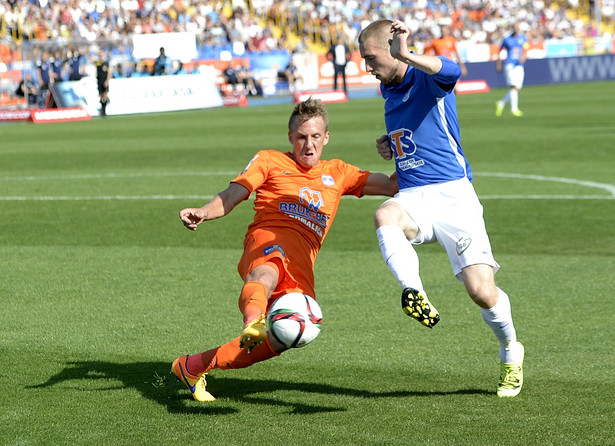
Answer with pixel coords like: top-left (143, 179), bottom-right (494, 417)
top-left (239, 281), bottom-right (269, 326)
top-left (195, 336), bottom-right (279, 373)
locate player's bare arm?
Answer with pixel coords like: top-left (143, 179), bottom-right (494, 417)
top-left (389, 20), bottom-right (442, 75)
top-left (179, 182), bottom-right (250, 230)
top-left (362, 172), bottom-right (398, 197)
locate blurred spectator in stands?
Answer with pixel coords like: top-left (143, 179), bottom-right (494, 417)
top-left (130, 62), bottom-right (149, 77)
top-left (281, 55), bottom-right (303, 93)
top-left (172, 61), bottom-right (187, 75)
top-left (15, 72), bottom-right (38, 105)
top-left (424, 25), bottom-right (467, 77)
top-left (236, 59), bottom-right (260, 95)
top-left (112, 63), bottom-right (124, 78)
top-left (152, 47), bottom-right (168, 75)
top-left (51, 49), bottom-right (65, 82)
top-left (36, 51), bottom-right (52, 94)
top-left (327, 35), bottom-right (351, 93)
top-left (67, 49), bottom-right (84, 81)
top-left (221, 61), bottom-right (240, 91)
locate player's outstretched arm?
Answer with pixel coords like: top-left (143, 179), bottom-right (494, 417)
top-left (362, 172), bottom-right (398, 197)
top-left (179, 182), bottom-right (250, 231)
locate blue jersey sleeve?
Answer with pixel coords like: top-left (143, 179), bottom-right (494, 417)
top-left (426, 57), bottom-right (461, 96)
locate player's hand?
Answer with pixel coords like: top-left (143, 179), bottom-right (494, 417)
top-left (376, 134), bottom-right (394, 160)
top-left (179, 208), bottom-right (204, 231)
top-left (389, 20), bottom-right (412, 61)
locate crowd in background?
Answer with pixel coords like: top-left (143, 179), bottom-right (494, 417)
top-left (1, 0), bottom-right (613, 105)
top-left (1, 0), bottom-right (612, 57)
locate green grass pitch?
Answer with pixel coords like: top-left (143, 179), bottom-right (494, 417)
top-left (1, 81), bottom-right (614, 445)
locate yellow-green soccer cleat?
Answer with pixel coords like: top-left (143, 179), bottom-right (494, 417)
top-left (511, 109), bottom-right (524, 117)
top-left (171, 355), bottom-right (216, 402)
top-left (497, 342), bottom-right (524, 398)
top-left (495, 101), bottom-right (504, 117)
top-left (239, 314), bottom-right (267, 353)
top-left (401, 288), bottom-right (440, 328)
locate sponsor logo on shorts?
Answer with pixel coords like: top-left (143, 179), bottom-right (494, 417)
top-left (263, 244), bottom-right (286, 257)
top-left (456, 237), bottom-right (472, 255)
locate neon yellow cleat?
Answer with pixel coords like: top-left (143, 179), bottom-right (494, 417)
top-left (511, 109), bottom-right (524, 117)
top-left (495, 101), bottom-right (504, 117)
top-left (239, 314), bottom-right (267, 352)
top-left (497, 342), bottom-right (524, 398)
top-left (171, 355), bottom-right (216, 402)
top-left (401, 288), bottom-right (440, 328)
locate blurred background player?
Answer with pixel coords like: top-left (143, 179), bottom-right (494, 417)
top-left (495, 22), bottom-right (528, 117)
top-left (171, 98), bottom-right (398, 401)
top-left (424, 25), bottom-right (467, 77)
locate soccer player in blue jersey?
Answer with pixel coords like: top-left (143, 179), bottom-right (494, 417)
top-left (495, 22), bottom-right (528, 117)
top-left (359, 19), bottom-right (524, 397)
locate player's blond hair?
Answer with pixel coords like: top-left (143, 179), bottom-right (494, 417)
top-left (358, 19), bottom-right (393, 50)
top-left (289, 98), bottom-right (329, 132)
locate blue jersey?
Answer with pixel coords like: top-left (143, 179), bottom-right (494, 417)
top-left (381, 56), bottom-right (471, 189)
top-left (500, 33), bottom-right (527, 66)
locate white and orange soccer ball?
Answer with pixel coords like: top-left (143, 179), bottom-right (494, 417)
top-left (266, 293), bottom-right (323, 349)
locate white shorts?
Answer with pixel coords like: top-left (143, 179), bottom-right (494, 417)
top-left (387, 177), bottom-right (500, 280)
top-left (504, 63), bottom-right (525, 89)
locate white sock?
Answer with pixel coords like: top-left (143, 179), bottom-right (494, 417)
top-left (376, 225), bottom-right (424, 292)
top-left (510, 89), bottom-right (519, 112)
top-left (501, 90), bottom-right (511, 105)
top-left (481, 288), bottom-right (521, 363)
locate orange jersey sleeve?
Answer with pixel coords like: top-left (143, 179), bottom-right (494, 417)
top-left (429, 36), bottom-right (459, 60)
top-left (232, 150), bottom-right (370, 250)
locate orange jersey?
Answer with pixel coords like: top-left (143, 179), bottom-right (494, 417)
top-left (233, 150), bottom-right (371, 297)
top-left (426, 36), bottom-right (459, 61)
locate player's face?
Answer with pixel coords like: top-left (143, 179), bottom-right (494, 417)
top-left (360, 39), bottom-right (402, 85)
top-left (288, 116), bottom-right (330, 168)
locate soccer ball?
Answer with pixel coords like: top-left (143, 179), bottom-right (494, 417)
top-left (266, 293), bottom-right (323, 349)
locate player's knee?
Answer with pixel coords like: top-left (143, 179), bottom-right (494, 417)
top-left (465, 279), bottom-right (498, 308)
top-left (374, 203), bottom-right (401, 227)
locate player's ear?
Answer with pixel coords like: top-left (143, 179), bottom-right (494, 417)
top-left (288, 131), bottom-right (293, 144)
top-left (323, 131), bottom-right (330, 146)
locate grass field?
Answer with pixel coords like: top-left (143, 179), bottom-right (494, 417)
top-left (1, 81), bottom-right (614, 446)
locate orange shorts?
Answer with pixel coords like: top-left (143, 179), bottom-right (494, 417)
top-left (237, 227), bottom-right (317, 300)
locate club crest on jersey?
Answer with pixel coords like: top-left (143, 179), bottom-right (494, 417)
top-left (300, 187), bottom-right (323, 212)
top-left (321, 175), bottom-right (335, 186)
top-left (389, 128), bottom-right (417, 159)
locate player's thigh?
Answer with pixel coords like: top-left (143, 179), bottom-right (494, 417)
top-left (375, 199), bottom-right (421, 241)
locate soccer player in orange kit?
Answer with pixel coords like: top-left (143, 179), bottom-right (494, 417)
top-left (424, 25), bottom-right (467, 77)
top-left (171, 98), bottom-right (398, 401)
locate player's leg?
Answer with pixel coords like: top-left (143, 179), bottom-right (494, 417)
top-left (461, 265), bottom-right (524, 397)
top-left (509, 66), bottom-right (524, 116)
top-left (172, 336), bottom-right (281, 401)
top-left (374, 200), bottom-right (439, 328)
top-left (238, 262), bottom-right (280, 351)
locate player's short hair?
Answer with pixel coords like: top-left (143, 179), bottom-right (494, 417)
top-left (358, 19), bottom-right (393, 50)
top-left (289, 98), bottom-right (328, 132)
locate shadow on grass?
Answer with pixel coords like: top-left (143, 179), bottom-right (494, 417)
top-left (26, 360), bottom-right (491, 415)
